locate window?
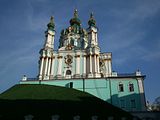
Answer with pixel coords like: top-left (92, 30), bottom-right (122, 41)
top-left (120, 100), bottom-right (125, 108)
top-left (129, 83), bottom-right (134, 92)
top-left (119, 83), bottom-right (124, 92)
top-left (131, 99), bottom-right (136, 108)
top-left (70, 38), bottom-right (74, 46)
top-left (66, 70), bottom-right (71, 75)
top-left (74, 40), bottom-right (77, 46)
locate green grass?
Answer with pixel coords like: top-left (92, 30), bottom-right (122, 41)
top-left (0, 84), bottom-right (95, 101)
top-left (0, 84), bottom-right (139, 119)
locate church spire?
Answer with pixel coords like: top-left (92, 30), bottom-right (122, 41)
top-left (88, 12), bottom-right (96, 27)
top-left (47, 16), bottom-right (55, 31)
top-left (70, 9), bottom-right (81, 26)
top-left (43, 16), bottom-right (56, 50)
top-left (74, 9), bottom-right (78, 18)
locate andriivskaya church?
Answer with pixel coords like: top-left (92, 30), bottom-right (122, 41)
top-left (21, 10), bottom-right (146, 112)
top-left (38, 9), bottom-right (111, 80)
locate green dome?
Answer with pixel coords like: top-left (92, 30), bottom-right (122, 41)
top-left (88, 13), bottom-right (96, 27)
top-left (70, 9), bottom-right (81, 26)
top-left (47, 16), bottom-right (55, 31)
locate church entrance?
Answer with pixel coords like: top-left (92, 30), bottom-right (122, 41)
top-left (66, 70), bottom-right (72, 78)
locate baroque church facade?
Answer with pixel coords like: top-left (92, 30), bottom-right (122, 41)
top-left (38, 9), bottom-right (111, 80)
top-left (21, 10), bottom-right (146, 112)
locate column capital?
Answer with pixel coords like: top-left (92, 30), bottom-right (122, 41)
top-left (82, 55), bottom-right (87, 57)
top-left (104, 58), bottom-right (111, 61)
top-left (57, 56), bottom-right (63, 59)
top-left (51, 56), bottom-right (55, 59)
top-left (87, 54), bottom-right (92, 57)
top-left (40, 56), bottom-right (44, 59)
top-left (92, 53), bottom-right (98, 56)
top-left (75, 55), bottom-right (80, 58)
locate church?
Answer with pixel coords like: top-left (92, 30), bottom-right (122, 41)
top-left (21, 9), bottom-right (146, 112)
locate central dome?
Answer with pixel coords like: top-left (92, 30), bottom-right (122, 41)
top-left (69, 9), bottom-right (81, 26)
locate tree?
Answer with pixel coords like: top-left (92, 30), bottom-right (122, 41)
top-left (151, 97), bottom-right (160, 111)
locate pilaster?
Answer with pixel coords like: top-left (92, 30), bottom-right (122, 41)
top-left (88, 54), bottom-right (94, 78)
top-left (137, 78), bottom-right (146, 111)
top-left (56, 55), bottom-right (63, 79)
top-left (47, 58), bottom-right (51, 76)
top-left (82, 55), bottom-right (87, 77)
top-left (39, 57), bottom-right (44, 80)
top-left (50, 56), bottom-right (55, 79)
top-left (93, 54), bottom-right (101, 78)
top-left (97, 55), bottom-right (100, 73)
top-left (44, 57), bottom-right (49, 79)
top-left (74, 54), bottom-right (80, 78)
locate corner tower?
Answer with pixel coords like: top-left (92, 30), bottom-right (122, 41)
top-left (44, 16), bottom-right (55, 49)
top-left (87, 13), bottom-right (99, 47)
top-left (38, 16), bottom-right (56, 80)
top-left (86, 13), bottom-right (101, 78)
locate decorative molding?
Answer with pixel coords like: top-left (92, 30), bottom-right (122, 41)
top-left (65, 44), bottom-right (73, 50)
top-left (57, 56), bottom-right (63, 59)
top-left (82, 55), bottom-right (87, 57)
top-left (65, 55), bottom-right (73, 65)
top-left (51, 56), bottom-right (55, 59)
top-left (75, 55), bottom-right (80, 58)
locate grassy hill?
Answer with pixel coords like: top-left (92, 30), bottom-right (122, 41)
top-left (0, 84), bottom-right (94, 101)
top-left (0, 84), bottom-right (138, 120)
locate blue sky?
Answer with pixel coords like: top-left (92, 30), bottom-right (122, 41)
top-left (0, 0), bottom-right (160, 103)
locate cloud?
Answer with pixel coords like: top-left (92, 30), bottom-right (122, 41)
top-left (142, 51), bottom-right (160, 61)
top-left (98, 0), bottom-right (160, 66)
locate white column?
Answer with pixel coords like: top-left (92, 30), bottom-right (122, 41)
top-left (57, 57), bottom-right (62, 75)
top-left (75, 55), bottom-right (80, 78)
top-left (44, 57), bottom-right (48, 76)
top-left (50, 57), bottom-right (55, 78)
top-left (108, 60), bottom-right (112, 75)
top-left (89, 55), bottom-right (92, 73)
top-left (83, 55), bottom-right (86, 74)
top-left (105, 60), bottom-right (108, 76)
top-left (39, 57), bottom-right (44, 76)
top-left (97, 55), bottom-right (100, 73)
top-left (91, 32), bottom-right (94, 45)
top-left (76, 56), bottom-right (80, 74)
top-left (94, 54), bottom-right (97, 73)
top-left (47, 58), bottom-right (51, 76)
top-left (95, 33), bottom-right (98, 44)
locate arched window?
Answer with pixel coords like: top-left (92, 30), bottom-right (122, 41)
top-left (119, 82), bottom-right (124, 92)
top-left (74, 39), bottom-right (77, 46)
top-left (70, 38), bottom-right (74, 46)
top-left (129, 83), bottom-right (134, 92)
top-left (66, 70), bottom-right (71, 75)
